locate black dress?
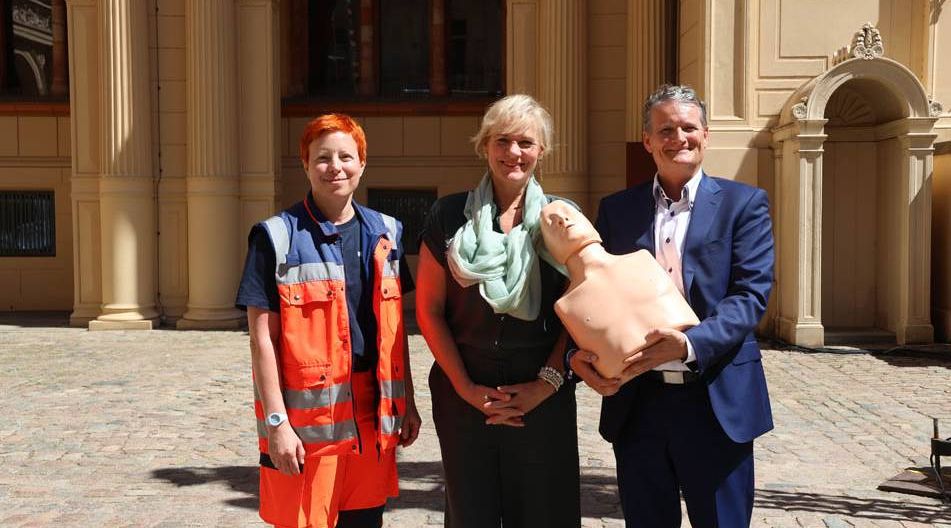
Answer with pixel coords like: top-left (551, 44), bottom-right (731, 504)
top-left (420, 192), bottom-right (581, 528)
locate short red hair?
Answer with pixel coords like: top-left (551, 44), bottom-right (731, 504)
top-left (299, 113), bottom-right (367, 164)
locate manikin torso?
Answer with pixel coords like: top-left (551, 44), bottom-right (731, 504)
top-left (540, 201), bottom-right (699, 380)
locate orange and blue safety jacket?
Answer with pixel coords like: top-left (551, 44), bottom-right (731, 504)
top-left (253, 197), bottom-right (408, 457)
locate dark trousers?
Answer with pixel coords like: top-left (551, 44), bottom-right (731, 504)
top-left (614, 377), bottom-right (754, 528)
top-left (429, 347), bottom-right (581, 528)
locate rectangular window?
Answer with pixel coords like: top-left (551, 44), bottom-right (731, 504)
top-left (0, 190), bottom-right (56, 257)
top-left (367, 188), bottom-right (437, 255)
top-left (307, 0), bottom-right (359, 97)
top-left (378, 0), bottom-right (429, 98)
top-left (1, 0), bottom-right (69, 101)
top-left (282, 0), bottom-right (503, 113)
top-left (447, 0), bottom-right (502, 96)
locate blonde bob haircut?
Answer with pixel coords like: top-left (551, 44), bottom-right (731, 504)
top-left (472, 94), bottom-right (554, 159)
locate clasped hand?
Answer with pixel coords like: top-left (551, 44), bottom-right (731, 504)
top-left (460, 380), bottom-right (556, 427)
top-left (569, 327), bottom-right (689, 396)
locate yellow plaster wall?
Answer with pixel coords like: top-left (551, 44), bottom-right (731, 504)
top-left (821, 140), bottom-right (878, 328)
top-left (588, 0), bottom-right (627, 217)
top-left (875, 137), bottom-right (903, 333)
top-left (0, 116), bottom-right (73, 311)
top-left (151, 0), bottom-right (189, 319)
top-left (751, 0), bottom-right (933, 124)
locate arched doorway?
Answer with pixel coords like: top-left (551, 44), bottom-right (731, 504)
top-left (820, 80), bottom-right (907, 344)
top-left (770, 28), bottom-right (941, 347)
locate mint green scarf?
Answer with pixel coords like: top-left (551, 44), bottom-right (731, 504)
top-left (447, 173), bottom-right (564, 321)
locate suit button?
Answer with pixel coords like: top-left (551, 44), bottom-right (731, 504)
top-left (293, 294), bottom-right (300, 301)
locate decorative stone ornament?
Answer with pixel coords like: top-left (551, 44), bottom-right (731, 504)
top-left (851, 23), bottom-right (884, 60)
top-left (791, 96), bottom-right (809, 120)
top-left (929, 99), bottom-right (944, 117)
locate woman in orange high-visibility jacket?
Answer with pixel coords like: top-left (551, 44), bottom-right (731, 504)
top-left (236, 113), bottom-right (421, 528)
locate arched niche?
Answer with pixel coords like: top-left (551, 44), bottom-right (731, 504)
top-left (771, 52), bottom-right (940, 347)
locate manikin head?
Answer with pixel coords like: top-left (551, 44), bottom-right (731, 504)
top-left (539, 200), bottom-right (602, 265)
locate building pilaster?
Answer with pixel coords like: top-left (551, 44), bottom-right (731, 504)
top-left (537, 0), bottom-right (588, 211)
top-left (65, 0), bottom-right (102, 326)
top-left (178, 0), bottom-right (244, 329)
top-left (89, 0), bottom-right (158, 330)
top-left (626, 0), bottom-right (667, 141)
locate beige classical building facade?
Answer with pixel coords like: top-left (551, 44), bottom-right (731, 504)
top-left (1, 0), bottom-right (950, 346)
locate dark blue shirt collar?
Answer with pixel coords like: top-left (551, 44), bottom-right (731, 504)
top-left (304, 192), bottom-right (389, 241)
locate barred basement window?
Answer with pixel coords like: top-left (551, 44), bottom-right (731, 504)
top-left (0, 190), bottom-right (55, 256)
top-left (367, 188), bottom-right (437, 255)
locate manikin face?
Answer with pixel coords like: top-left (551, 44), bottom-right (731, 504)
top-left (539, 200), bottom-right (602, 265)
top-left (302, 131), bottom-right (365, 201)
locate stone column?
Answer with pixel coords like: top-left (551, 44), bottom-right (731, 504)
top-left (51, 0), bottom-right (68, 97)
top-left (178, 0), bottom-right (244, 329)
top-left (626, 0), bottom-right (667, 141)
top-left (89, 0), bottom-right (158, 330)
top-left (776, 122), bottom-right (827, 347)
top-left (537, 0), bottom-right (587, 211)
top-left (896, 127), bottom-right (936, 344)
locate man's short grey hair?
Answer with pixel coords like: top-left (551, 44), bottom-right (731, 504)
top-left (642, 84), bottom-right (708, 133)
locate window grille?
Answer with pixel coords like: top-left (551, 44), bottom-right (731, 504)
top-left (0, 190), bottom-right (55, 256)
top-left (367, 188), bottom-right (437, 255)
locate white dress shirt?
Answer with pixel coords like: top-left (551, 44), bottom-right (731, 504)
top-left (651, 168), bottom-right (702, 371)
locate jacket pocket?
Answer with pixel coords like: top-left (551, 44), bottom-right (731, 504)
top-left (279, 280), bottom-right (339, 388)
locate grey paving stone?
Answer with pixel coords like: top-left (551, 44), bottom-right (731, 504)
top-left (2, 322), bottom-right (950, 526)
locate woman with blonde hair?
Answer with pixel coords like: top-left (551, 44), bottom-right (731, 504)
top-left (416, 94), bottom-right (581, 527)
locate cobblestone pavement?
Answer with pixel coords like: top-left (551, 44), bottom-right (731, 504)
top-left (1, 315), bottom-right (950, 527)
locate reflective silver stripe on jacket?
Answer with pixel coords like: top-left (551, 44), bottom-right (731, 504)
top-left (282, 261), bottom-right (346, 284)
top-left (297, 420), bottom-right (359, 443)
top-left (380, 214), bottom-right (400, 278)
top-left (381, 415), bottom-right (403, 436)
top-left (379, 379), bottom-right (405, 400)
top-left (283, 382), bottom-right (352, 410)
top-left (262, 216), bottom-right (289, 270)
top-left (257, 419), bottom-right (359, 444)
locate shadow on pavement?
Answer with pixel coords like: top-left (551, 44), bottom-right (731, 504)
top-left (151, 466), bottom-right (258, 509)
top-left (386, 461), bottom-right (622, 517)
top-left (151, 462), bottom-right (622, 516)
top-left (754, 489), bottom-right (951, 524)
top-left (764, 339), bottom-right (951, 370)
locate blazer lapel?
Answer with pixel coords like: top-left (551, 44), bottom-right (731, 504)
top-left (632, 185), bottom-right (655, 254)
top-left (682, 173), bottom-right (722, 300)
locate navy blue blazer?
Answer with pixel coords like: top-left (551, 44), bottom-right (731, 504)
top-left (595, 173), bottom-right (775, 445)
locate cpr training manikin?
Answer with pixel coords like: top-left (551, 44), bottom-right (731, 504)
top-left (539, 200), bottom-right (700, 382)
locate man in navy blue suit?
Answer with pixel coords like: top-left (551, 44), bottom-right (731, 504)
top-left (568, 84), bottom-right (775, 527)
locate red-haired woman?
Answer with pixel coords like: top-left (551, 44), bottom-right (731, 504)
top-left (236, 113), bottom-right (421, 528)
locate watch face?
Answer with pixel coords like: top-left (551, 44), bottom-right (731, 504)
top-left (267, 413), bottom-right (285, 426)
